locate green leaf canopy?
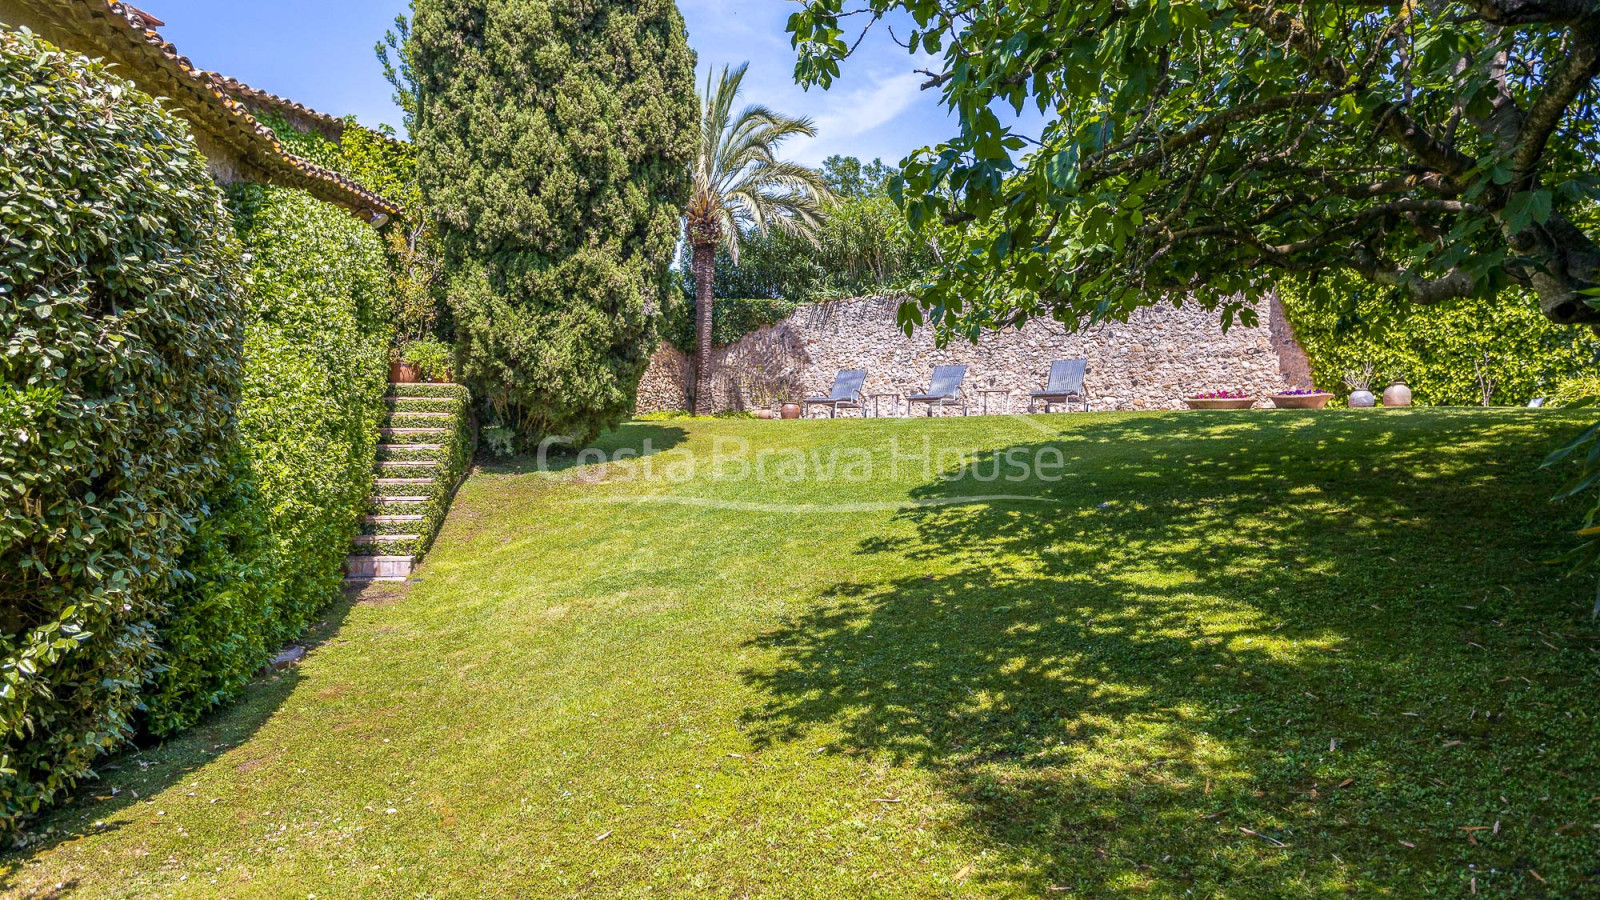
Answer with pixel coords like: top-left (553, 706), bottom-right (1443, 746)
top-left (788, 1), bottom-right (1600, 338)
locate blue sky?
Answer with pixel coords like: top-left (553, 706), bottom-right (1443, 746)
top-left (125, 0), bottom-right (1034, 168)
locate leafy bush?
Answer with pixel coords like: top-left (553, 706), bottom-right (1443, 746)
top-left (140, 184), bottom-right (393, 737)
top-left (233, 184), bottom-right (392, 641)
top-left (260, 112), bottom-right (445, 346)
top-left (142, 454), bottom-right (278, 736)
top-left (482, 425), bottom-right (518, 459)
top-left (1551, 375), bottom-right (1600, 407)
top-left (0, 30), bottom-right (245, 829)
top-left (401, 338), bottom-right (454, 382)
top-left (1281, 276), bottom-right (1600, 406)
top-left (660, 293), bottom-right (801, 353)
top-left (412, 0), bottom-right (697, 445)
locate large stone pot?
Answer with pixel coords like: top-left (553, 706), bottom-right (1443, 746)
top-left (1348, 390), bottom-right (1377, 408)
top-left (780, 403), bottom-right (802, 420)
top-left (1183, 397), bottom-right (1256, 410)
top-left (1270, 392), bottom-right (1333, 410)
top-left (1382, 382), bottom-right (1413, 407)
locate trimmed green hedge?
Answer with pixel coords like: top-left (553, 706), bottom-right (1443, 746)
top-left (660, 293), bottom-right (800, 353)
top-left (141, 184), bottom-right (394, 736)
top-left (0, 30), bottom-right (245, 828)
top-left (1282, 279), bottom-right (1600, 405)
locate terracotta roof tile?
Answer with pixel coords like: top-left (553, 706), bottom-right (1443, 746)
top-left (22, 1), bottom-right (404, 220)
top-left (209, 73), bottom-right (409, 150)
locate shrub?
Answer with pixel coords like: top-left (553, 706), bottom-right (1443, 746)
top-left (412, 0), bottom-right (697, 445)
top-left (660, 294), bottom-right (801, 354)
top-left (142, 454), bottom-right (279, 737)
top-left (140, 184), bottom-right (393, 736)
top-left (232, 184), bottom-right (392, 645)
top-left (260, 112), bottom-right (445, 345)
top-left (1550, 375), bottom-right (1600, 408)
top-left (401, 338), bottom-right (454, 382)
top-left (1281, 276), bottom-right (1600, 406)
top-left (0, 30), bottom-right (245, 829)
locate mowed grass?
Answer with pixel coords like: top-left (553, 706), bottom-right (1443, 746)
top-left (6, 410), bottom-right (1600, 897)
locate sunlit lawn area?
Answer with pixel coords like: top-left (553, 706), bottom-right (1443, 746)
top-left (5, 410), bottom-right (1599, 897)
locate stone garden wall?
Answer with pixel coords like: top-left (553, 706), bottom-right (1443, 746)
top-left (635, 294), bottom-right (1314, 415)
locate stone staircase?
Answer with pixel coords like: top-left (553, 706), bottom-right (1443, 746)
top-left (344, 382), bottom-right (471, 584)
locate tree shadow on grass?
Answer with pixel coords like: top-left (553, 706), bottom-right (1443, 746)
top-left (743, 412), bottom-right (1600, 895)
top-left (474, 422), bottom-right (690, 476)
top-left (0, 590), bottom-right (365, 893)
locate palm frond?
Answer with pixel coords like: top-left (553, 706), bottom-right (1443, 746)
top-left (689, 61), bottom-right (835, 257)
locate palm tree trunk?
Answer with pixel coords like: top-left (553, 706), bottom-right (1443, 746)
top-left (691, 241), bottom-right (716, 415)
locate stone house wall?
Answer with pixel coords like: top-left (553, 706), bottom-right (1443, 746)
top-left (635, 294), bottom-right (1316, 415)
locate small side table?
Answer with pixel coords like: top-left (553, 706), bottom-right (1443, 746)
top-left (868, 393), bottom-right (901, 418)
top-left (976, 388), bottom-right (1012, 416)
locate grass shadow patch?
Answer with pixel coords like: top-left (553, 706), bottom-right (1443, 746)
top-left (743, 411), bottom-right (1600, 894)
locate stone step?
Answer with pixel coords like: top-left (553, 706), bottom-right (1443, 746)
top-left (378, 443), bottom-right (444, 452)
top-left (376, 478), bottom-right (437, 487)
top-left (380, 427), bottom-right (450, 435)
top-left (373, 495), bottom-right (431, 505)
top-left (354, 533), bottom-right (421, 545)
top-left (387, 413), bottom-right (458, 430)
top-left (378, 460), bottom-right (440, 469)
top-left (387, 383), bottom-right (466, 399)
top-left (390, 382), bottom-right (462, 388)
top-left (365, 514), bottom-right (425, 524)
top-left (385, 397), bottom-right (461, 414)
top-left (344, 554), bottom-right (413, 582)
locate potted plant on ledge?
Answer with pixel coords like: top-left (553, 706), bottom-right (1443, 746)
top-left (391, 338), bottom-right (454, 384)
top-left (1269, 388), bottom-right (1334, 409)
top-left (1184, 390), bottom-right (1255, 410)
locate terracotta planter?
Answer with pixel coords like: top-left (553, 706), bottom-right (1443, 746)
top-left (780, 403), bottom-right (802, 420)
top-left (1183, 397), bottom-right (1255, 410)
top-left (1270, 392), bottom-right (1333, 410)
top-left (754, 409), bottom-right (776, 420)
top-left (1382, 381), bottom-right (1413, 407)
top-left (390, 360), bottom-right (421, 384)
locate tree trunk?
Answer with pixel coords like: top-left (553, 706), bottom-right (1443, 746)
top-left (1508, 212), bottom-right (1600, 326)
top-left (691, 241), bottom-right (716, 415)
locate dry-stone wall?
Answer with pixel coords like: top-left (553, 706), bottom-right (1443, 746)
top-left (635, 294), bottom-right (1314, 414)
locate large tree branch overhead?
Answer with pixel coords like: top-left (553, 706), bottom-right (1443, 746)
top-left (789, 0), bottom-right (1600, 331)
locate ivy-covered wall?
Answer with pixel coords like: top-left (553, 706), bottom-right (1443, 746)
top-left (1280, 279), bottom-right (1600, 405)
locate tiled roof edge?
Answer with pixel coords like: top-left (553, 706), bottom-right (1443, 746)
top-left (87, 1), bottom-right (403, 220)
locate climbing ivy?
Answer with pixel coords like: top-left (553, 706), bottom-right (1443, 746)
top-left (1281, 276), bottom-right (1600, 405)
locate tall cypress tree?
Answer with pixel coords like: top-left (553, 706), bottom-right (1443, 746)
top-left (412, 0), bottom-right (696, 444)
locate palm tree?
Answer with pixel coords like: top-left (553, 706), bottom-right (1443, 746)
top-left (687, 63), bottom-right (832, 414)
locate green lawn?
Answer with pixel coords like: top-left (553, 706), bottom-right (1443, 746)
top-left (6, 410), bottom-right (1600, 897)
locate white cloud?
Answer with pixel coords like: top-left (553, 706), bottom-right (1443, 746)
top-left (790, 70), bottom-right (932, 165)
top-left (812, 70), bottom-right (926, 139)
